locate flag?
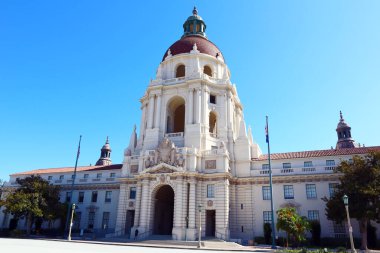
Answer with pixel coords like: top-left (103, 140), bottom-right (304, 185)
top-left (265, 119), bottom-right (269, 143)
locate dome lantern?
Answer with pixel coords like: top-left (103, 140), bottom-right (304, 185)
top-left (182, 7), bottom-right (207, 38)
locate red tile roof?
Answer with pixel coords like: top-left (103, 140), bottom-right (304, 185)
top-left (253, 146), bottom-right (380, 161)
top-left (11, 164), bottom-right (123, 176)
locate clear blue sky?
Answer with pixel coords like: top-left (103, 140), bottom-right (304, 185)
top-left (1, 1), bottom-right (380, 181)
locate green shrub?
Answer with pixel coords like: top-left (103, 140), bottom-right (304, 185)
top-left (9, 229), bottom-right (25, 238)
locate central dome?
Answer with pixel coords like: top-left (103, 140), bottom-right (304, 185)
top-left (162, 35), bottom-right (224, 62)
top-left (162, 7), bottom-right (224, 62)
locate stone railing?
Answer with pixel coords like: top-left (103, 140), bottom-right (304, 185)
top-left (202, 149), bottom-right (218, 156)
top-left (150, 73), bottom-right (231, 87)
top-left (164, 132), bottom-right (184, 138)
top-left (252, 165), bottom-right (337, 176)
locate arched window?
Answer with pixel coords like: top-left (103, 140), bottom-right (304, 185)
top-left (209, 112), bottom-right (217, 137)
top-left (203, 65), bottom-right (212, 77)
top-left (176, 64), bottom-right (185, 78)
top-left (166, 96), bottom-right (186, 133)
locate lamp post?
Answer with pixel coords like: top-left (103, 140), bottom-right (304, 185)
top-left (67, 203), bottom-right (76, 241)
top-left (343, 195), bottom-right (356, 253)
top-left (197, 204), bottom-right (202, 248)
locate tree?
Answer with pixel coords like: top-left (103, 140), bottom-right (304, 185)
top-left (0, 175), bottom-right (63, 235)
top-left (263, 222), bottom-right (272, 244)
top-left (276, 207), bottom-right (310, 247)
top-left (323, 152), bottom-right (380, 250)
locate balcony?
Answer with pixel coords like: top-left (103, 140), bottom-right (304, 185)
top-left (150, 73), bottom-right (231, 87)
top-left (251, 165), bottom-right (337, 177)
top-left (164, 132), bottom-right (184, 147)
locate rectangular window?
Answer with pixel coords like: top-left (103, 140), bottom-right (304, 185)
top-left (84, 174), bottom-right (89, 179)
top-left (59, 175), bottom-right (64, 180)
top-left (241, 204), bottom-right (244, 210)
top-left (283, 163), bottom-right (291, 169)
top-left (329, 183), bottom-right (339, 198)
top-left (306, 184), bottom-right (317, 199)
top-left (129, 187), bottom-right (136, 199)
top-left (110, 173), bottom-right (116, 178)
top-left (105, 191), bottom-right (112, 203)
top-left (304, 161), bottom-right (313, 167)
top-left (71, 174), bottom-right (75, 179)
top-left (262, 164), bottom-right (270, 170)
top-left (262, 186), bottom-right (271, 200)
top-left (48, 176), bottom-right (53, 180)
top-left (102, 212), bottom-right (110, 230)
top-left (333, 222), bottom-right (346, 238)
top-left (74, 211), bottom-right (81, 230)
top-left (91, 191), bottom-right (98, 202)
top-left (308, 210), bottom-right (320, 221)
top-left (96, 173), bottom-right (102, 179)
top-left (66, 192), bottom-right (71, 202)
top-left (207, 184), bottom-right (215, 198)
top-left (326, 160), bottom-right (335, 166)
top-left (284, 185), bottom-right (294, 199)
top-left (87, 211), bottom-right (95, 229)
top-left (241, 226), bottom-right (244, 232)
top-left (78, 192), bottom-right (84, 203)
top-left (210, 94), bottom-right (216, 104)
top-left (263, 211), bottom-right (272, 224)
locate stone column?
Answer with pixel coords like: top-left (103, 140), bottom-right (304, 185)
top-left (195, 88), bottom-right (201, 124)
top-left (203, 88), bottom-right (209, 125)
top-left (147, 95), bottom-right (155, 129)
top-left (139, 179), bottom-right (149, 230)
top-left (189, 180), bottom-right (196, 229)
top-left (154, 94), bottom-right (161, 128)
top-left (187, 89), bottom-right (193, 124)
top-left (227, 92), bottom-right (232, 129)
top-left (134, 183), bottom-right (142, 227)
top-left (139, 104), bottom-right (147, 140)
top-left (173, 177), bottom-right (184, 240)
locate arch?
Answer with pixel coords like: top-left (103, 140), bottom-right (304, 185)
top-left (152, 184), bottom-right (175, 235)
top-left (203, 65), bottom-right (212, 77)
top-left (209, 111), bottom-right (217, 136)
top-left (166, 96), bottom-right (186, 133)
top-left (175, 64), bottom-right (185, 78)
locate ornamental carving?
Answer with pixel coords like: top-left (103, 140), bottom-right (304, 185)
top-left (205, 160), bottom-right (216, 169)
top-left (130, 165), bottom-right (138, 174)
top-left (128, 201), bottom-right (134, 208)
top-left (144, 138), bottom-right (186, 169)
top-left (207, 200), bottom-right (213, 207)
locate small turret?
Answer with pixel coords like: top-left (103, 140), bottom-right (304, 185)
top-left (182, 7), bottom-right (207, 38)
top-left (336, 111), bottom-right (355, 149)
top-left (96, 136), bottom-right (112, 166)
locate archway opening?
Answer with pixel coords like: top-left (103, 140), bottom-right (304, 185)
top-left (166, 97), bottom-right (185, 133)
top-left (176, 64), bottom-right (185, 78)
top-left (153, 185), bottom-right (174, 235)
top-left (209, 111), bottom-right (217, 136)
top-left (204, 65), bottom-right (212, 77)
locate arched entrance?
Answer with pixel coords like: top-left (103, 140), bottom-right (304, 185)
top-left (153, 185), bottom-right (174, 235)
top-left (166, 96), bottom-right (185, 133)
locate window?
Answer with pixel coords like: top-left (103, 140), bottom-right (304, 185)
top-left (87, 211), bottom-right (95, 229)
top-left (78, 192), bottom-right (84, 203)
top-left (91, 191), bottom-right (98, 202)
top-left (306, 184), bottom-right (317, 199)
top-left (241, 226), bottom-right (244, 232)
top-left (263, 211), bottom-right (272, 224)
top-left (308, 210), bottom-right (320, 221)
top-left (84, 174), bottom-right (89, 179)
top-left (283, 163), bottom-right (291, 169)
top-left (74, 212), bottom-right (81, 230)
top-left (71, 174), bottom-right (75, 179)
top-left (333, 222), bottom-right (346, 238)
top-left (304, 161), bottom-right (313, 167)
top-left (204, 66), bottom-right (212, 77)
top-left (96, 173), bottom-right (102, 179)
top-left (48, 176), bottom-right (52, 180)
top-left (209, 94), bottom-right (216, 104)
top-left (175, 64), bottom-right (185, 78)
top-left (329, 183), bottom-right (339, 198)
top-left (105, 191), bottom-right (112, 203)
top-left (102, 212), bottom-right (110, 230)
top-left (110, 173), bottom-right (116, 178)
top-left (66, 192), bottom-right (71, 202)
top-left (209, 112), bottom-right (217, 135)
top-left (262, 186), bottom-right (271, 200)
top-left (207, 184), bottom-right (215, 198)
top-left (284, 185), bottom-right (294, 199)
top-left (59, 175), bottom-right (64, 180)
top-left (241, 204), bottom-right (244, 210)
top-left (129, 187), bottom-right (136, 199)
top-left (262, 164), bottom-right (270, 170)
top-left (326, 160), bottom-right (335, 166)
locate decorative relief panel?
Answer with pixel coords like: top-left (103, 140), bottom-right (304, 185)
top-left (144, 138), bottom-right (186, 169)
top-left (128, 201), bottom-right (134, 208)
top-left (130, 165), bottom-right (138, 174)
top-left (207, 200), bottom-right (213, 207)
top-left (205, 160), bottom-right (216, 169)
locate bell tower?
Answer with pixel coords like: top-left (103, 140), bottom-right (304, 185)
top-left (336, 111), bottom-right (355, 149)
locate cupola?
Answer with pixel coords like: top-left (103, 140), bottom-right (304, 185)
top-left (336, 111), bottom-right (355, 149)
top-left (96, 136), bottom-right (112, 166)
top-left (182, 7), bottom-right (206, 38)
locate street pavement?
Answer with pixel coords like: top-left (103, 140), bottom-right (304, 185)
top-left (0, 238), bottom-right (273, 253)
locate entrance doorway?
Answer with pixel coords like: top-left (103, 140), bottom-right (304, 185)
top-left (153, 185), bottom-right (174, 235)
top-left (206, 210), bottom-right (216, 237)
top-left (125, 210), bottom-right (135, 236)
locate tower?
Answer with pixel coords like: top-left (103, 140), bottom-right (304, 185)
top-left (336, 111), bottom-right (355, 149)
top-left (95, 137), bottom-right (112, 166)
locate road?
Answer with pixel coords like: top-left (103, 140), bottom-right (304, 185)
top-left (0, 238), bottom-right (266, 253)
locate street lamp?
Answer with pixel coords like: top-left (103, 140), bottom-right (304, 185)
top-left (343, 195), bottom-right (356, 253)
top-left (67, 203), bottom-right (76, 241)
top-left (197, 204), bottom-right (202, 248)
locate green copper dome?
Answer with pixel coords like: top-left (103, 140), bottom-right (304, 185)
top-left (182, 7), bottom-right (207, 38)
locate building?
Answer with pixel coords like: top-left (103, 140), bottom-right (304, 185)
top-left (1, 8), bottom-right (379, 242)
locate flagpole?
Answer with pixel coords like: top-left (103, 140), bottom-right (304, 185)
top-left (266, 116), bottom-right (276, 249)
top-left (64, 135), bottom-right (82, 239)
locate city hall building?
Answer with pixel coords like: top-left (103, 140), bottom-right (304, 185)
top-left (1, 8), bottom-right (379, 242)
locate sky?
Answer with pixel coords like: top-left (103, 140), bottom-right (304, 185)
top-left (1, 1), bottom-right (380, 181)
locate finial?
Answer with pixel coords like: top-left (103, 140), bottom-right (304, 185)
top-left (167, 49), bottom-right (172, 57)
top-left (133, 124), bottom-right (136, 132)
top-left (340, 110), bottom-right (343, 120)
top-left (193, 43), bottom-right (197, 51)
top-left (106, 136), bottom-right (109, 144)
top-left (193, 6), bottom-right (198, 15)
